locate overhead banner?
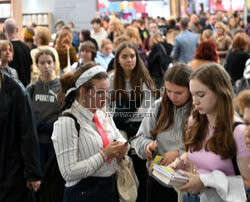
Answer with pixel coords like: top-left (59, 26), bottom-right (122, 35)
top-left (211, 0), bottom-right (244, 11)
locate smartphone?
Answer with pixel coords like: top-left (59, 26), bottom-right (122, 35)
top-left (125, 133), bottom-right (142, 144)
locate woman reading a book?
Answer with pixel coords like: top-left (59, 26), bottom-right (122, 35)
top-left (170, 63), bottom-right (250, 201)
top-left (134, 64), bottom-right (193, 202)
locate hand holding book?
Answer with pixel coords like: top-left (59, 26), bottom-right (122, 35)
top-left (148, 151), bottom-right (181, 172)
top-left (152, 165), bottom-right (188, 187)
top-left (152, 165), bottom-right (204, 192)
top-left (178, 171), bottom-right (204, 194)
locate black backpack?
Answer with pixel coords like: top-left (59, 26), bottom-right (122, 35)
top-left (39, 112), bottom-right (80, 202)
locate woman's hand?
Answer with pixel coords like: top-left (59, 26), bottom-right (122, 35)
top-left (146, 141), bottom-right (157, 160)
top-left (169, 152), bottom-right (190, 170)
top-left (116, 142), bottom-right (128, 159)
top-left (168, 158), bottom-right (181, 169)
top-left (26, 181), bottom-right (41, 192)
top-left (105, 141), bottom-right (127, 159)
top-left (179, 172), bottom-right (204, 194)
top-left (160, 151), bottom-right (179, 166)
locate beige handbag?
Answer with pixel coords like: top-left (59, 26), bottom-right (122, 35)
top-left (116, 155), bottom-right (139, 202)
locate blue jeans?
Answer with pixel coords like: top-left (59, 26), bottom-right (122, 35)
top-left (183, 192), bottom-right (200, 202)
top-left (63, 174), bottom-right (119, 202)
top-left (247, 188), bottom-right (250, 202)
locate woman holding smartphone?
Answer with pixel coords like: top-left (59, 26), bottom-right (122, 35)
top-left (52, 62), bottom-right (128, 202)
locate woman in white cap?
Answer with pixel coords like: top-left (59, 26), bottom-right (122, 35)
top-left (52, 61), bottom-right (128, 202)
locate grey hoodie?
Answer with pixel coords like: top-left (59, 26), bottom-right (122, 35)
top-left (135, 98), bottom-right (191, 162)
top-left (27, 78), bottom-right (61, 143)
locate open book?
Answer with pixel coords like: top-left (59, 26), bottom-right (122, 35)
top-left (152, 164), bottom-right (188, 187)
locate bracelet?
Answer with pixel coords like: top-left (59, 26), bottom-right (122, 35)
top-left (101, 149), bottom-right (109, 161)
top-left (99, 151), bottom-right (106, 162)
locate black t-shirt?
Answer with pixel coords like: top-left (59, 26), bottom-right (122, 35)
top-left (9, 40), bottom-right (32, 87)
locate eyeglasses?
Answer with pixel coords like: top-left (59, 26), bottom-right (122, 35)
top-left (215, 27), bottom-right (223, 29)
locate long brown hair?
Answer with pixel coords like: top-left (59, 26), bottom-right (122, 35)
top-left (152, 64), bottom-right (192, 138)
top-left (111, 42), bottom-right (156, 101)
top-left (124, 26), bottom-right (142, 46)
top-left (58, 61), bottom-right (108, 110)
top-left (183, 63), bottom-right (236, 159)
top-left (109, 18), bottom-right (124, 39)
top-left (55, 28), bottom-right (73, 52)
top-left (232, 32), bottom-right (249, 51)
top-left (149, 33), bottom-right (163, 48)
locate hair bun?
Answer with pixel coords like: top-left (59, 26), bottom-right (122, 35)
top-left (59, 73), bottom-right (75, 94)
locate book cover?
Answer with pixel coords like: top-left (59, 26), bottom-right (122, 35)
top-left (152, 165), bottom-right (188, 185)
top-left (148, 155), bottom-right (163, 172)
top-left (152, 169), bottom-right (186, 187)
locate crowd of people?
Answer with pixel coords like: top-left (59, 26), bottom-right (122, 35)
top-left (0, 9), bottom-right (250, 202)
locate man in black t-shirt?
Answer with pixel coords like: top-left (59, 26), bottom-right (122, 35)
top-left (4, 18), bottom-right (32, 87)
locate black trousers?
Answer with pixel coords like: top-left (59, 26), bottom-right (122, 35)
top-left (63, 174), bottom-right (119, 202)
top-left (129, 152), bottom-right (148, 202)
top-left (121, 121), bottom-right (148, 202)
top-left (146, 175), bottom-right (178, 202)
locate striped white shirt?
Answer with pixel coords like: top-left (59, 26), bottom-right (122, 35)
top-left (52, 100), bottom-right (126, 187)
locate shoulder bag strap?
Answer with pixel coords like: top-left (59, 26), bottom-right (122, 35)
top-left (232, 121), bottom-right (244, 175)
top-left (60, 112), bottom-right (80, 137)
top-left (158, 43), bottom-right (167, 56)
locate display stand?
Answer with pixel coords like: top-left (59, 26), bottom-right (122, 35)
top-left (23, 13), bottom-right (52, 31)
top-left (0, 0), bottom-right (23, 39)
